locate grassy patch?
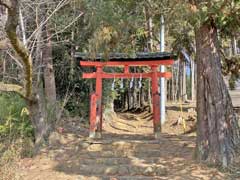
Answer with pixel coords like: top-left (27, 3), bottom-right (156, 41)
top-left (0, 93), bottom-right (34, 141)
top-left (0, 93), bottom-right (34, 179)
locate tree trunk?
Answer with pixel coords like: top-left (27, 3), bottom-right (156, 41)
top-left (175, 60), bottom-right (179, 101)
top-left (31, 9), bottom-right (53, 152)
top-left (128, 87), bottom-right (132, 110)
top-left (28, 89), bottom-right (52, 152)
top-left (133, 81), bottom-right (138, 109)
top-left (42, 22), bottom-right (56, 107)
top-left (148, 79), bottom-right (153, 112)
top-left (70, 30), bottom-right (75, 81)
top-left (182, 60), bottom-right (187, 101)
top-left (124, 81), bottom-right (129, 110)
top-left (126, 90), bottom-right (129, 110)
top-left (0, 0), bottom-right (54, 152)
top-left (144, 3), bottom-right (153, 51)
top-left (144, 4), bottom-right (153, 111)
top-left (195, 21), bottom-right (240, 167)
top-left (19, 8), bottom-right (27, 46)
top-left (191, 59), bottom-right (195, 101)
top-left (178, 59), bottom-right (183, 101)
top-left (140, 86), bottom-right (146, 107)
top-left (171, 67), bottom-right (175, 101)
top-left (231, 35), bottom-right (237, 55)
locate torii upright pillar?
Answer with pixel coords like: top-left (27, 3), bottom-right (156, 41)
top-left (151, 65), bottom-right (161, 138)
top-left (89, 66), bottom-right (103, 138)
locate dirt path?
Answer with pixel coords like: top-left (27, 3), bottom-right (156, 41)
top-left (17, 105), bottom-right (230, 180)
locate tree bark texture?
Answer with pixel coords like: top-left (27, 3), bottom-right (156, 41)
top-left (2, 0), bottom-right (32, 98)
top-left (42, 19), bottom-right (57, 106)
top-left (191, 59), bottom-right (195, 101)
top-left (195, 21), bottom-right (240, 167)
top-left (182, 60), bottom-right (187, 101)
top-left (0, 0), bottom-right (55, 152)
top-left (178, 59), bottom-right (183, 100)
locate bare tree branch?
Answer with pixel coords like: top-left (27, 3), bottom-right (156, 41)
top-left (0, 82), bottom-right (34, 102)
top-left (27, 0), bottom-right (70, 43)
top-left (0, 82), bottom-right (24, 96)
top-left (6, 50), bottom-right (23, 68)
top-left (0, 39), bottom-right (9, 49)
top-left (0, 0), bottom-right (11, 8)
top-left (2, 0), bottom-right (33, 98)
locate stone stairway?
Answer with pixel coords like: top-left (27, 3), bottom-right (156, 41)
top-left (53, 113), bottom-right (167, 179)
top-left (19, 111), bottom-right (228, 180)
top-left (55, 137), bottom-right (172, 179)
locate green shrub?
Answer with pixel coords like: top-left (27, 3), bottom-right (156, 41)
top-left (0, 93), bottom-right (34, 141)
top-left (229, 74), bottom-right (239, 90)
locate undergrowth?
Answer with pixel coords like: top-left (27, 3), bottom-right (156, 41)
top-left (0, 93), bottom-right (33, 140)
top-left (0, 93), bottom-right (34, 180)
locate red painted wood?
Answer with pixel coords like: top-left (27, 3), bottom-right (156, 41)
top-left (80, 60), bottom-right (174, 67)
top-left (90, 93), bottom-right (97, 133)
top-left (82, 59), bottom-right (174, 138)
top-left (151, 66), bottom-right (161, 134)
top-left (124, 65), bottom-right (129, 73)
top-left (95, 67), bottom-right (103, 135)
top-left (82, 72), bottom-right (172, 79)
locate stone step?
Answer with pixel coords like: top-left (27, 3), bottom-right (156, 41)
top-left (76, 149), bottom-right (167, 158)
top-left (79, 157), bottom-right (130, 165)
top-left (56, 164), bottom-right (168, 176)
top-left (78, 139), bottom-right (179, 151)
top-left (77, 175), bottom-right (166, 180)
top-left (73, 157), bottom-right (167, 166)
top-left (82, 143), bottom-right (163, 152)
top-left (83, 134), bottom-right (191, 144)
top-left (83, 138), bottom-right (159, 144)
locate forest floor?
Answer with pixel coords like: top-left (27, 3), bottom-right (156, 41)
top-left (9, 103), bottom-right (240, 180)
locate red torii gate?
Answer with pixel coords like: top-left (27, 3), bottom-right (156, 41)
top-left (78, 52), bottom-right (175, 138)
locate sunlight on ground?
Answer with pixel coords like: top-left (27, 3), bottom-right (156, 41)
top-left (15, 104), bottom-right (235, 180)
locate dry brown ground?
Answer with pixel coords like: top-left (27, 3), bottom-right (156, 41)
top-left (11, 103), bottom-right (239, 180)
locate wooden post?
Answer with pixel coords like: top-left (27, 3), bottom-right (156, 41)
top-left (151, 66), bottom-right (161, 138)
top-left (89, 93), bottom-right (97, 138)
top-left (124, 65), bottom-right (129, 73)
top-left (95, 66), bottom-right (103, 138)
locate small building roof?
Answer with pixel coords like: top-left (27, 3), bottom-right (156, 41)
top-left (75, 52), bottom-right (176, 62)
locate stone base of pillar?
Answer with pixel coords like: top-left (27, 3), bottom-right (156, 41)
top-left (89, 131), bottom-right (102, 139)
top-left (154, 131), bottom-right (161, 139)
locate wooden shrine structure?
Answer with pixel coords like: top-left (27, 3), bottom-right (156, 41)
top-left (76, 52), bottom-right (175, 138)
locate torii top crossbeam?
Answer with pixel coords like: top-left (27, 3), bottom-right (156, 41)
top-left (77, 52), bottom-right (175, 79)
top-left (76, 52), bottom-right (175, 65)
top-left (76, 52), bottom-right (176, 139)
